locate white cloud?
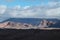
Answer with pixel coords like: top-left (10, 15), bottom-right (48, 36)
top-left (46, 7), bottom-right (60, 16)
top-left (1, 5), bottom-right (60, 18)
top-left (8, 6), bottom-right (46, 18)
top-left (0, 5), bottom-right (7, 14)
top-left (0, 0), bottom-right (60, 19)
top-left (13, 5), bottom-right (21, 10)
top-left (24, 6), bottom-right (30, 9)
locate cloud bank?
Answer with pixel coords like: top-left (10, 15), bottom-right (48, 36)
top-left (0, 0), bottom-right (60, 21)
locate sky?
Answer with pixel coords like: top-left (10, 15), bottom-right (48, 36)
top-left (0, 0), bottom-right (60, 22)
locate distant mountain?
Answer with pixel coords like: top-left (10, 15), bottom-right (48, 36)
top-left (3, 18), bottom-right (43, 26)
top-left (49, 20), bottom-right (60, 28)
top-left (2, 18), bottom-right (60, 27)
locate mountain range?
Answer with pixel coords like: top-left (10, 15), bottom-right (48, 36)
top-left (3, 18), bottom-right (60, 27)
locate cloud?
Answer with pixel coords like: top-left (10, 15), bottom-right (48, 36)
top-left (0, 0), bottom-right (60, 19)
top-left (46, 7), bottom-right (60, 18)
top-left (13, 5), bottom-right (21, 10)
top-left (24, 6), bottom-right (30, 9)
top-left (0, 5), bottom-right (7, 14)
top-left (7, 5), bottom-right (46, 18)
top-left (0, 5), bottom-right (60, 18)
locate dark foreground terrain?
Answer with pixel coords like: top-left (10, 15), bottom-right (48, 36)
top-left (0, 29), bottom-right (60, 40)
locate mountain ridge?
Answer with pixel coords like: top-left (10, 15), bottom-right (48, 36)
top-left (0, 18), bottom-right (60, 29)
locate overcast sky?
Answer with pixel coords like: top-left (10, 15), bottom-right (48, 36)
top-left (0, 0), bottom-right (60, 21)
